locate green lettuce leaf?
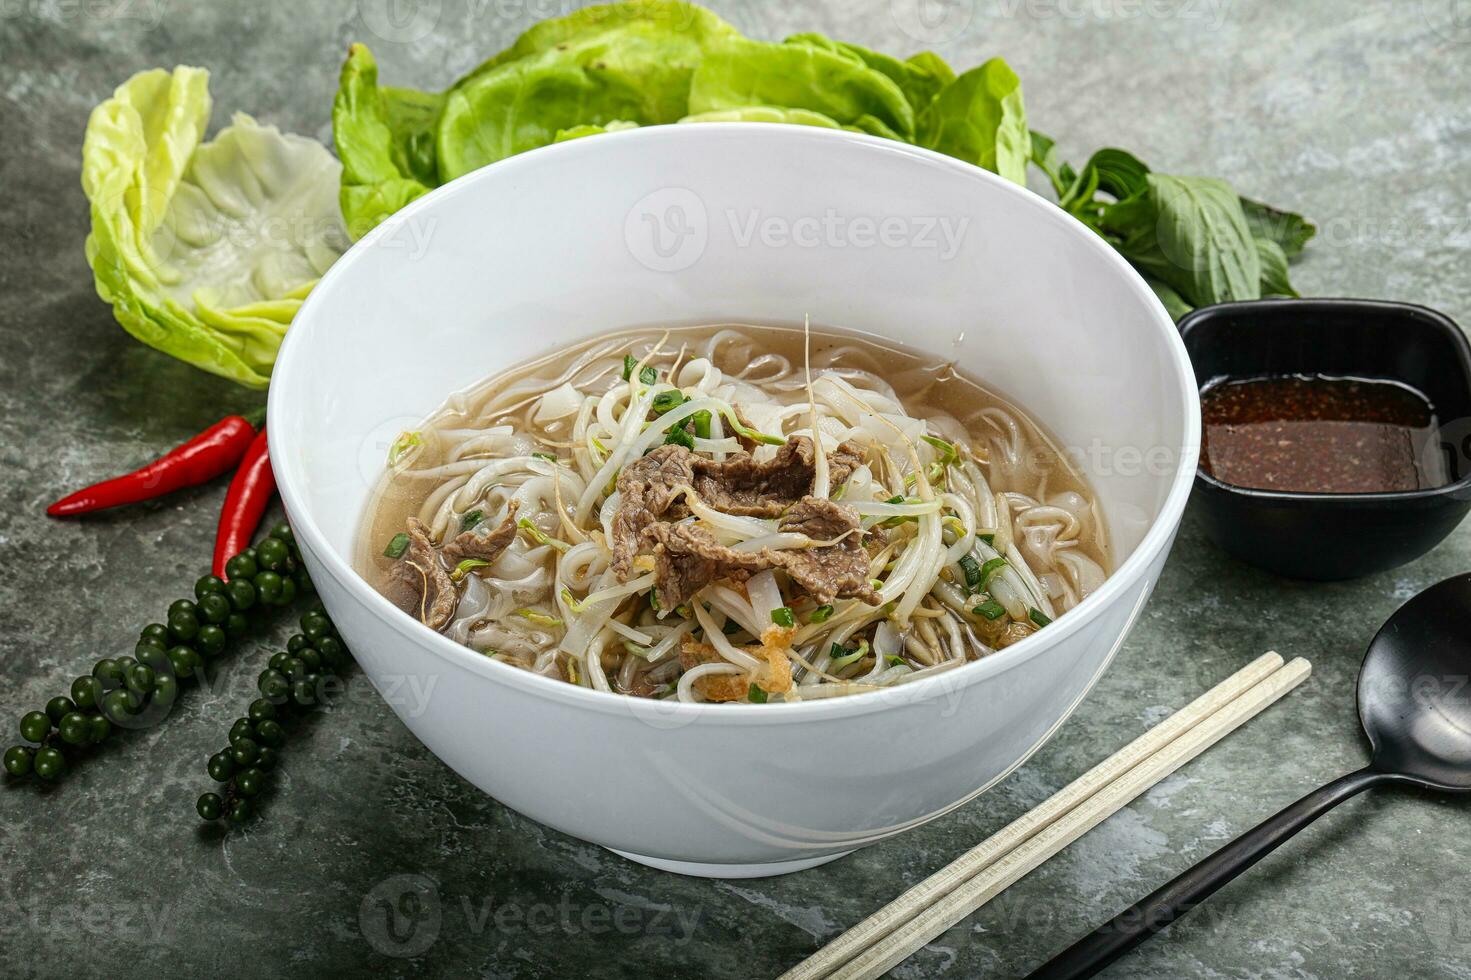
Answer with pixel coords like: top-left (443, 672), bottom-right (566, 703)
top-left (916, 58), bottom-right (1030, 185)
top-left (84, 66), bottom-right (347, 389)
top-left (333, 44), bottom-right (440, 240)
top-left (461, 0), bottom-right (740, 83)
top-left (554, 119), bottom-right (641, 141)
top-left (782, 33), bottom-right (952, 112)
top-left (436, 22), bottom-right (713, 181)
top-left (335, 4), bottom-right (736, 233)
top-left (688, 37), bottom-right (915, 140)
top-left (680, 105), bottom-right (843, 127)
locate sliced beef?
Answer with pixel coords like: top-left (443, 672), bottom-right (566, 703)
top-left (643, 497), bottom-right (880, 609)
top-left (770, 497), bottom-right (882, 605)
top-left (610, 435), bottom-right (868, 579)
top-left (689, 436), bottom-right (864, 517)
top-left (384, 518), bottom-right (458, 631)
top-left (443, 503), bottom-right (520, 567)
top-left (611, 446), bottom-right (695, 578)
top-left (643, 522), bottom-right (764, 609)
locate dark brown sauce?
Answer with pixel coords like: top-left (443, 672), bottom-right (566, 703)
top-left (1200, 375), bottom-right (1445, 493)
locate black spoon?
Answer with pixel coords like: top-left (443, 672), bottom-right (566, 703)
top-left (1026, 572), bottom-right (1471, 980)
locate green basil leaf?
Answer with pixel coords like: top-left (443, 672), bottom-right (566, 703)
top-left (1145, 277), bottom-right (1194, 321)
top-left (1241, 196), bottom-right (1317, 260)
top-left (1065, 147), bottom-right (1150, 207)
top-left (1105, 174), bottom-right (1261, 307)
top-left (1028, 130), bottom-right (1073, 196)
top-left (1255, 237), bottom-right (1298, 298)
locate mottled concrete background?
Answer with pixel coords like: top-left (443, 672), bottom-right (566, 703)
top-left (2, 1), bottom-right (1469, 977)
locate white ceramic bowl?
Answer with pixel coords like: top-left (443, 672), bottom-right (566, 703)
top-left (269, 124), bottom-right (1199, 878)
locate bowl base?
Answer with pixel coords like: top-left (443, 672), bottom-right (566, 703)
top-left (607, 848), bottom-right (853, 878)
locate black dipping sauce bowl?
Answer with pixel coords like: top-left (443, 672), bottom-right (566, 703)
top-left (1180, 298), bottom-right (1471, 580)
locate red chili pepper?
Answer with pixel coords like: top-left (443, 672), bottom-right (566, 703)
top-left (47, 409), bottom-right (265, 517)
top-left (213, 427), bottom-right (277, 579)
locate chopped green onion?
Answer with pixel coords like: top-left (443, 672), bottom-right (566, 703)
top-left (620, 355), bottom-right (657, 385)
top-left (663, 424), bottom-right (695, 450)
top-left (517, 517), bottom-right (569, 552)
top-left (651, 390), bottom-right (686, 414)
top-left (921, 435), bottom-right (959, 465)
top-left (885, 655), bottom-right (906, 667)
top-left (977, 532), bottom-right (995, 545)
top-left (460, 510), bottom-right (484, 531)
top-left (452, 558), bottom-right (491, 582)
top-left (979, 556), bottom-right (1009, 586)
top-left (691, 409), bottom-right (712, 440)
top-left (770, 606), bottom-right (795, 628)
top-left (1029, 608), bottom-right (1052, 628)
top-left (718, 408), bottom-right (785, 446)
top-left (827, 640), bottom-right (869, 671)
top-left (516, 608), bottom-right (564, 628)
top-left (747, 684), bottom-right (768, 704)
top-left (387, 430), bottom-right (422, 466)
top-left (722, 618), bottom-right (743, 635)
top-left (972, 598), bottom-right (1006, 620)
top-left (808, 604), bottom-right (834, 624)
top-left (649, 591), bottom-right (660, 611)
top-left (531, 451), bottom-right (558, 462)
top-left (382, 532), bottom-right (410, 559)
top-left (885, 494), bottom-right (905, 505)
top-left (958, 554), bottom-right (983, 591)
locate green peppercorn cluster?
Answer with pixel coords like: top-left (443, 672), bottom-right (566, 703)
top-left (195, 604), bottom-right (349, 825)
top-left (2, 523), bottom-right (311, 783)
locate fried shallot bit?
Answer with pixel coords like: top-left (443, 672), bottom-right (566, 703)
top-left (679, 638), bottom-right (792, 700)
top-left (679, 640), bottom-right (750, 703)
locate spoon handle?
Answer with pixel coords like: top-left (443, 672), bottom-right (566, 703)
top-left (1024, 767), bottom-right (1389, 980)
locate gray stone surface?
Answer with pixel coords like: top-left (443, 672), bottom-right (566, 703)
top-left (2, 1), bottom-right (1469, 977)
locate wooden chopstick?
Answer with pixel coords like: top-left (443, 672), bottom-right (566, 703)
top-left (782, 653), bottom-right (1310, 980)
top-left (826, 657), bottom-right (1312, 980)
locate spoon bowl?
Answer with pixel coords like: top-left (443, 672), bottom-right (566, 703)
top-left (1359, 572), bottom-right (1471, 791)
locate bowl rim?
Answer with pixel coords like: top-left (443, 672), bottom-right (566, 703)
top-left (1181, 297), bottom-right (1471, 504)
top-left (270, 122), bottom-right (1201, 723)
